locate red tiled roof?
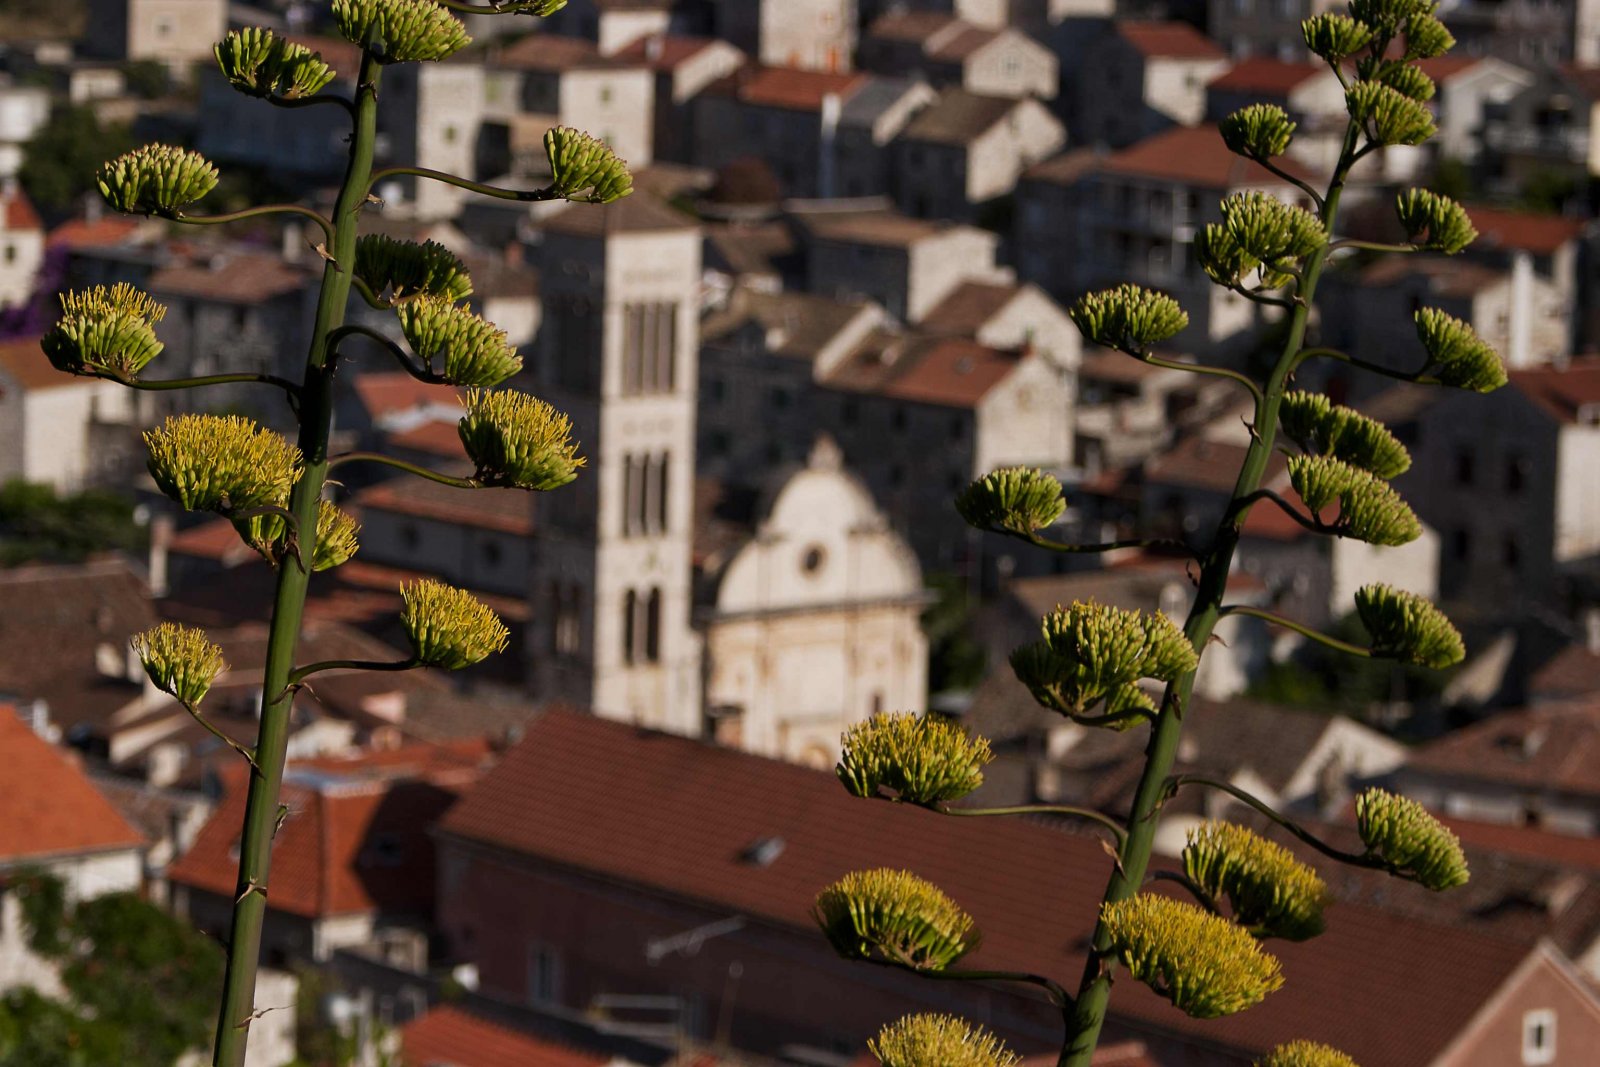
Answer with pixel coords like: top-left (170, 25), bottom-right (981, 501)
top-left (1240, 495), bottom-right (1313, 541)
top-left (1438, 815), bottom-right (1600, 872)
top-left (919, 281), bottom-right (1021, 337)
top-left (168, 517), bottom-right (260, 565)
top-left (351, 372), bottom-right (461, 422)
top-left (387, 419), bottom-right (469, 460)
top-left (612, 34), bottom-right (729, 71)
top-left (439, 711), bottom-right (1548, 1066)
top-left (1146, 435), bottom-right (1288, 494)
top-left (731, 65), bottom-right (868, 111)
top-left (148, 251), bottom-right (311, 304)
top-left (1102, 126), bottom-right (1318, 188)
top-left (1117, 20), bottom-right (1225, 60)
top-left (1407, 700), bottom-right (1600, 798)
top-left (1208, 58), bottom-right (1327, 95)
top-left (1528, 641), bottom-right (1600, 702)
top-left (400, 1006), bottom-right (605, 1067)
top-left (1415, 56), bottom-right (1486, 82)
top-left (494, 34), bottom-right (639, 72)
top-left (1509, 358), bottom-right (1600, 424)
top-left (1464, 203), bottom-right (1587, 256)
top-left (47, 216), bottom-right (143, 249)
top-left (2, 187), bottom-right (41, 231)
top-left (0, 708), bottom-right (144, 864)
top-left (169, 745), bottom-right (483, 918)
top-left (0, 337), bottom-right (78, 392)
top-left (880, 337), bottom-right (1024, 407)
top-left (865, 11), bottom-right (959, 43)
top-left (351, 477), bottom-right (534, 537)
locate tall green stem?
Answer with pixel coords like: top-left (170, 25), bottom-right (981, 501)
top-left (209, 50), bottom-right (383, 1067)
top-left (1058, 129), bottom-right (1361, 1067)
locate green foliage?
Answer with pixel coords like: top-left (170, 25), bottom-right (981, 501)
top-left (1429, 157), bottom-right (1475, 203)
top-left (1402, 13), bottom-right (1455, 59)
top-left (837, 711), bottom-right (992, 805)
top-left (0, 480), bottom-right (144, 565)
top-left (332, 0), bottom-right (471, 63)
top-left (131, 622), bottom-right (229, 708)
top-left (1517, 167), bottom-right (1579, 215)
top-left (0, 988), bottom-right (123, 1067)
top-left (1355, 788), bottom-right (1470, 889)
top-left (813, 869), bottom-right (977, 971)
top-left (954, 466), bottom-right (1066, 538)
top-left (1182, 822), bottom-right (1329, 941)
top-left (1069, 284), bottom-right (1188, 353)
top-left (18, 105), bottom-right (134, 216)
top-left (870, 1014), bottom-right (1020, 1067)
top-left (235, 498), bottom-right (361, 572)
top-left (97, 144), bottom-right (220, 216)
top-left (42, 284), bottom-right (167, 379)
top-left (143, 414), bottom-right (303, 513)
top-left (354, 235), bottom-right (474, 303)
top-left (457, 389), bottom-right (584, 490)
top-left (120, 60), bottom-right (172, 100)
top-left (12, 868), bottom-right (68, 955)
top-left (1278, 391), bottom-right (1411, 479)
top-left (397, 295), bottom-right (524, 387)
top-left (1257, 1042), bottom-right (1361, 1067)
top-left (1354, 584), bottom-right (1465, 668)
top-left (1100, 894), bottom-right (1284, 1018)
top-left (922, 573), bottom-right (987, 695)
top-left (1369, 60), bottom-right (1435, 102)
top-left (1220, 104), bottom-right (1297, 159)
top-left (399, 578), bottom-right (510, 669)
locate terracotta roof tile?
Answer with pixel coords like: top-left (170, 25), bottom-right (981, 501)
top-left (351, 476), bottom-right (534, 537)
top-left (728, 65), bottom-right (868, 111)
top-left (46, 216), bottom-right (144, 249)
top-left (1509, 358), bottom-right (1600, 424)
top-left (1464, 203), bottom-right (1588, 256)
top-left (439, 711), bottom-right (1545, 1065)
top-left (1208, 58), bottom-right (1327, 95)
top-left (865, 11), bottom-right (960, 43)
top-left (927, 25), bottom-right (1001, 63)
top-left (801, 210), bottom-right (946, 248)
top-left (1439, 815), bottom-right (1600, 872)
top-left (900, 88), bottom-right (1022, 145)
top-left (148, 251), bottom-right (312, 305)
top-left (1146, 435), bottom-right (1288, 493)
top-left (542, 194), bottom-right (697, 237)
top-left (823, 335), bottom-right (1025, 408)
top-left (611, 34), bottom-right (729, 71)
top-left (0, 708), bottom-right (144, 864)
top-left (2, 186), bottom-right (41, 231)
top-left (1023, 148), bottom-right (1100, 186)
top-left (1415, 56), bottom-right (1487, 81)
top-left (1116, 20), bottom-right (1226, 60)
top-left (1102, 125), bottom-right (1319, 188)
top-left (918, 281), bottom-right (1021, 337)
top-left (494, 34), bottom-right (639, 72)
top-left (387, 418), bottom-right (470, 460)
top-left (1528, 641), bottom-right (1600, 702)
top-left (1407, 700), bottom-right (1600, 798)
top-left (1356, 253), bottom-right (1508, 297)
top-left (401, 1005), bottom-right (606, 1067)
top-left (0, 336), bottom-right (77, 392)
top-left (351, 372), bottom-right (462, 422)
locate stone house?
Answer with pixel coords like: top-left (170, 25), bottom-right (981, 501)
top-left (82, 0), bottom-right (227, 78)
top-left (1437, 0), bottom-right (1600, 67)
top-left (1072, 21), bottom-right (1227, 148)
top-left (0, 80), bottom-right (49, 180)
top-left (1205, 58), bottom-right (1348, 173)
top-left (543, 0), bottom-right (673, 55)
top-left (611, 35), bottom-right (746, 164)
top-left (379, 60), bottom-right (487, 220)
top-left (1071, 350), bottom-right (1194, 473)
top-left (1482, 66), bottom-right (1600, 185)
top-left (0, 183), bottom-right (43, 311)
top-left (1208, 0), bottom-right (1341, 61)
top-left (1419, 56), bottom-right (1537, 166)
top-left (859, 12), bottom-right (1058, 99)
top-left (1461, 204), bottom-right (1588, 353)
top-left (1016, 126), bottom-right (1320, 354)
top-left (433, 708), bottom-right (1600, 1066)
top-left (709, 0), bottom-right (856, 73)
top-left (0, 337), bottom-right (140, 492)
top-left (488, 35), bottom-right (655, 169)
top-left (890, 88), bottom-right (1065, 221)
top-left (832, 78), bottom-right (941, 199)
top-left (349, 479), bottom-right (535, 600)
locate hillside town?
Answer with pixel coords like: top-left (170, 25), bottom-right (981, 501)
top-left (3, 0), bottom-right (1600, 1064)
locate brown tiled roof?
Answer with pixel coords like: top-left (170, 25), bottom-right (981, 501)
top-left (351, 372), bottom-right (461, 422)
top-left (0, 336), bottom-right (76, 392)
top-left (1559, 63), bottom-right (1600, 100)
top-left (542, 194), bottom-right (697, 237)
top-left (168, 517), bottom-right (260, 566)
top-left (918, 281), bottom-right (1020, 337)
top-left (802, 209), bottom-right (944, 248)
top-left (864, 11), bottom-right (960, 43)
top-left (1208, 58), bottom-right (1326, 95)
top-left (169, 743), bottom-right (485, 918)
top-left (900, 88), bottom-right (1019, 146)
top-left (1023, 148), bottom-right (1099, 186)
top-left (727, 65), bottom-right (868, 111)
top-left (1117, 20), bottom-right (1225, 60)
top-left (1356, 253), bottom-right (1508, 298)
top-left (1078, 348), bottom-right (1169, 386)
top-left (1528, 641), bottom-right (1600, 702)
top-left (1024, 1042), bottom-right (1157, 1067)
top-left (612, 34), bottom-right (730, 71)
top-left (401, 1005), bottom-right (606, 1067)
top-left (1509, 358), bottom-right (1600, 424)
top-left (148, 251), bottom-right (311, 304)
top-left (439, 710), bottom-right (1545, 1066)
top-left (1439, 815), bottom-right (1600, 872)
top-left (2, 186), bottom-right (41, 231)
top-left (704, 220), bottom-right (797, 278)
top-left (1465, 203), bottom-right (1588, 256)
top-left (0, 707), bottom-right (144, 864)
top-left (1415, 56), bottom-right (1487, 81)
top-left (47, 216), bottom-right (143, 249)
top-left (928, 25), bottom-right (1002, 63)
top-left (1145, 435), bottom-right (1288, 493)
top-left (1102, 126), bottom-right (1318, 188)
top-left (1407, 700), bottom-right (1600, 798)
top-left (351, 476), bottom-right (534, 536)
top-left (823, 335), bottom-right (1024, 409)
top-left (700, 288), bottom-right (871, 362)
top-left (386, 418), bottom-right (469, 461)
top-left (494, 34), bottom-right (638, 72)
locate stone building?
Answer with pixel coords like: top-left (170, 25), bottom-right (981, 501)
top-left (889, 88), bottom-right (1065, 221)
top-left (710, 0), bottom-right (856, 73)
top-left (83, 0), bottom-right (227, 78)
top-left (1072, 21), bottom-right (1227, 148)
top-left (0, 183), bottom-right (43, 312)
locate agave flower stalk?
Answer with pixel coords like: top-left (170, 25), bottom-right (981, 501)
top-left (45, 2), bottom-right (628, 1063)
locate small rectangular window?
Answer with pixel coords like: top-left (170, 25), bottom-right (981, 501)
top-left (527, 946), bottom-right (562, 1005)
top-left (1455, 447), bottom-right (1475, 485)
top-left (1522, 1009), bottom-right (1556, 1066)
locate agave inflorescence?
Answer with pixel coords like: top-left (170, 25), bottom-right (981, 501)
top-left (954, 466), bottom-right (1067, 538)
top-left (131, 623), bottom-right (228, 709)
top-left (1287, 454), bottom-right (1422, 546)
top-left (1278, 391), bottom-right (1411, 479)
top-left (458, 389), bottom-right (584, 490)
top-left (869, 1014), bottom-right (1021, 1067)
top-left (1355, 788), bottom-right (1470, 890)
top-left (1414, 308), bottom-right (1508, 392)
top-left (1011, 600), bottom-right (1197, 718)
top-left (98, 144), bottom-right (220, 216)
top-left (1353, 584), bottom-right (1465, 668)
top-left (814, 868), bottom-right (977, 971)
top-left (1220, 103), bottom-right (1297, 160)
top-left (1345, 81), bottom-right (1436, 146)
top-left (1256, 1041), bottom-right (1361, 1067)
top-left (544, 126), bottom-right (633, 203)
top-left (354, 235), bottom-right (474, 304)
top-left (1183, 822), bottom-right (1330, 942)
top-left (41, 284), bottom-right (167, 379)
top-left (836, 711), bottom-right (992, 805)
top-left (398, 296), bottom-right (524, 387)
top-left (331, 0), bottom-right (471, 63)
top-left (1101, 894), bottom-right (1284, 1018)
top-left (1301, 13), bottom-right (1373, 61)
top-left (215, 27), bottom-right (338, 99)
top-left (1069, 284), bottom-right (1189, 353)
top-left (1395, 189), bottom-right (1477, 254)
top-left (144, 415), bottom-right (303, 514)
top-left (399, 578), bottom-right (510, 670)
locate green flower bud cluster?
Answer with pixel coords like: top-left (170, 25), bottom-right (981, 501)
top-left (354, 235), bottom-right (474, 304)
top-left (1279, 391), bottom-right (1411, 479)
top-left (1353, 584), bottom-right (1465, 668)
top-left (1287, 455), bottom-right (1422, 546)
top-left (869, 1014), bottom-right (1020, 1067)
top-left (458, 389), bottom-right (584, 490)
top-left (1367, 60), bottom-right (1435, 102)
top-left (98, 144), bottom-right (219, 216)
top-left (1396, 189), bottom-right (1477, 254)
top-left (954, 466), bottom-right (1066, 537)
top-left (489, 0), bottom-right (569, 13)
top-left (1403, 12), bottom-right (1455, 58)
top-left (1257, 1041), bottom-right (1361, 1067)
top-left (1349, 0), bottom-right (1432, 36)
top-left (215, 27), bottom-right (338, 99)
top-left (1100, 894), bottom-right (1284, 1019)
top-left (1011, 600), bottom-right (1196, 719)
top-left (41, 284), bottom-right (166, 379)
top-left (398, 295), bottom-right (524, 387)
top-left (1199, 193), bottom-right (1326, 290)
top-left (331, 0), bottom-right (470, 63)
top-left (544, 126), bottom-right (633, 203)
top-left (1355, 788), bottom-right (1470, 890)
top-left (1183, 822), bottom-right (1330, 942)
top-left (236, 500), bottom-right (362, 572)
top-left (813, 869), bottom-right (977, 972)
top-left (1069, 284), bottom-right (1188, 353)
top-left (131, 623), bottom-right (228, 709)
top-left (1415, 308), bottom-right (1507, 392)
top-left (1301, 13), bottom-right (1373, 62)
top-left (1346, 81), bottom-right (1436, 146)
top-left (399, 578), bottom-right (509, 669)
top-left (144, 415), bottom-right (302, 514)
top-left (1220, 103), bottom-right (1297, 160)
top-left (836, 712), bottom-right (993, 805)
